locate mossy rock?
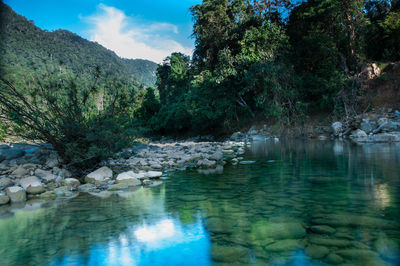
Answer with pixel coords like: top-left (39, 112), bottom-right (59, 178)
top-left (251, 222), bottom-right (306, 240)
top-left (305, 245), bottom-right (329, 259)
top-left (264, 239), bottom-right (303, 252)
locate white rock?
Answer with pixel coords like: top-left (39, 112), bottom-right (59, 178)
top-left (115, 171), bottom-right (142, 186)
top-left (19, 176), bottom-right (45, 194)
top-left (209, 151), bottom-right (223, 161)
top-left (197, 159), bottom-right (217, 168)
top-left (85, 166), bottom-right (113, 184)
top-left (5, 186), bottom-right (26, 202)
top-left (145, 171), bottom-right (163, 179)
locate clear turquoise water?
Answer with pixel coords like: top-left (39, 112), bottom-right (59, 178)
top-left (0, 140), bottom-right (399, 265)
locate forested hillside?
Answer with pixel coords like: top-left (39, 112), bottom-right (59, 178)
top-left (136, 0), bottom-right (400, 135)
top-left (0, 2), bottom-right (157, 87)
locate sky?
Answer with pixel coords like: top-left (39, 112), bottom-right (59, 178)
top-left (4, 0), bottom-right (201, 63)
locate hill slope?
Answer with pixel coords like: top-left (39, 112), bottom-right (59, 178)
top-left (0, 2), bottom-right (157, 87)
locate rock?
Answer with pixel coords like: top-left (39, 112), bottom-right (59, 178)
top-left (0, 192), bottom-right (10, 205)
top-left (35, 169), bottom-right (57, 183)
top-left (19, 176), bottom-right (45, 194)
top-left (310, 225), bottom-right (336, 235)
top-left (107, 183), bottom-right (130, 191)
top-left (230, 132), bottom-right (244, 140)
top-left (45, 154), bottom-right (59, 168)
top-left (264, 239), bottom-right (302, 252)
top-left (11, 165), bottom-right (29, 177)
top-left (360, 119), bottom-right (375, 134)
top-left (251, 222), bottom-right (306, 240)
top-left (331, 122), bottom-right (343, 136)
top-left (308, 236), bottom-right (353, 247)
top-left (0, 148), bottom-right (25, 161)
top-left (248, 126), bottom-right (259, 135)
top-left (305, 245), bottom-right (329, 259)
top-left (0, 177), bottom-right (13, 189)
top-left (54, 186), bottom-right (75, 197)
top-left (61, 178), bottom-right (80, 187)
top-left (312, 214), bottom-right (399, 229)
top-left (240, 160), bottom-right (256, 165)
top-left (336, 249), bottom-right (377, 259)
top-left (5, 186), bottom-right (26, 202)
top-left (210, 244), bottom-right (249, 262)
top-left (145, 171), bottom-right (163, 179)
top-left (325, 253), bottom-right (344, 264)
top-left (231, 158), bottom-right (239, 165)
top-left (209, 151), bottom-right (223, 161)
top-left (377, 117), bottom-right (388, 126)
top-left (222, 149), bottom-right (234, 154)
top-left (89, 191), bottom-right (113, 198)
top-left (142, 179), bottom-right (152, 186)
top-left (374, 237), bottom-right (400, 260)
top-left (85, 166), bottom-right (113, 184)
top-left (39, 191), bottom-right (57, 200)
top-left (77, 183), bottom-right (97, 193)
top-left (197, 159), bottom-right (216, 168)
top-left (350, 129), bottom-right (367, 139)
top-left (115, 171), bottom-right (141, 186)
top-left (237, 148), bottom-right (245, 155)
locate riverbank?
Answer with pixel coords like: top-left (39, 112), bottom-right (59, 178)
top-left (0, 139), bottom-right (257, 206)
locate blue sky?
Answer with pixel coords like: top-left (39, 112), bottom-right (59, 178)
top-left (4, 0), bottom-right (201, 62)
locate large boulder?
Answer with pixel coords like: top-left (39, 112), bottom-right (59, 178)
top-left (115, 171), bottom-right (142, 185)
top-left (35, 169), bottom-right (57, 183)
top-left (145, 171), bottom-right (163, 179)
top-left (5, 186), bottom-right (26, 202)
top-left (331, 122), bottom-right (343, 136)
top-left (0, 192), bottom-right (10, 205)
top-left (19, 176), bottom-right (45, 194)
top-left (85, 166), bottom-right (113, 184)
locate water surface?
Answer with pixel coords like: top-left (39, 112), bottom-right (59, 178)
top-left (0, 140), bottom-right (400, 265)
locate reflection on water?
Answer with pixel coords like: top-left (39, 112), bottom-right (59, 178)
top-left (0, 139), bottom-right (400, 265)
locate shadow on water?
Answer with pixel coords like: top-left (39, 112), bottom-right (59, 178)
top-left (0, 139), bottom-right (399, 265)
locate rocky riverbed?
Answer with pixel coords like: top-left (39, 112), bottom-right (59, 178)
top-left (0, 139), bottom-right (255, 206)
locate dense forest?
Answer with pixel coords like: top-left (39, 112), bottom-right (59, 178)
top-left (1, 0), bottom-right (400, 169)
top-left (0, 2), bottom-right (157, 88)
top-left (136, 0), bottom-right (400, 135)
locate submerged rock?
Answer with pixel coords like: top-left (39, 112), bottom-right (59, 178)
top-left (308, 236), bottom-right (353, 247)
top-left (107, 183), bottom-right (130, 191)
top-left (210, 244), bottom-right (249, 262)
top-left (77, 183), bottom-right (97, 193)
top-left (305, 245), bottom-right (329, 259)
top-left (251, 222), bottom-right (306, 240)
top-left (264, 239), bottom-right (303, 252)
top-left (240, 161), bottom-right (256, 165)
top-left (5, 186), bottom-right (26, 202)
top-left (39, 191), bottom-right (57, 200)
top-left (35, 169), bottom-right (57, 183)
top-left (312, 214), bottom-right (398, 229)
top-left (85, 166), bottom-right (113, 184)
top-left (325, 253), bottom-right (344, 264)
top-left (0, 177), bottom-right (13, 189)
top-left (310, 225), bottom-right (336, 235)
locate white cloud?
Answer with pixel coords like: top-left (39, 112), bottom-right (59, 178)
top-left (84, 4), bottom-right (193, 63)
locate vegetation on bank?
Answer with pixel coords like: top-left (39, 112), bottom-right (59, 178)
top-left (1, 0), bottom-right (400, 168)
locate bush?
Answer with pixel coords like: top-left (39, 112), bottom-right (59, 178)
top-left (0, 68), bottom-right (137, 170)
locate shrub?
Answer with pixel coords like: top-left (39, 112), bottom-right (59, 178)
top-left (0, 68), bottom-right (137, 170)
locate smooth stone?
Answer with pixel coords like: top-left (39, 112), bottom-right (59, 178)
top-left (61, 178), bottom-right (80, 187)
top-left (308, 236), bottom-right (353, 247)
top-left (240, 161), bottom-right (256, 165)
top-left (39, 191), bottom-right (57, 200)
top-left (77, 183), bottom-right (97, 193)
top-left (89, 191), bottom-right (113, 198)
top-left (336, 249), bottom-right (377, 259)
top-left (11, 165), bottom-right (29, 177)
top-left (252, 238), bottom-right (275, 247)
top-left (35, 169), bottom-right (57, 183)
top-left (145, 171), bottom-right (163, 179)
top-left (19, 176), bottom-right (45, 194)
top-left (107, 183), bottom-right (130, 191)
top-left (5, 186), bottom-right (26, 202)
top-left (210, 244), bottom-right (248, 262)
top-left (305, 245), bottom-right (329, 259)
top-left (325, 253), bottom-right (344, 264)
top-left (115, 171), bottom-right (142, 185)
top-left (251, 222), bottom-right (306, 240)
top-left (85, 166), bottom-right (113, 184)
top-left (54, 186), bottom-right (74, 197)
top-left (0, 192), bottom-right (10, 205)
top-left (0, 177), bottom-right (13, 189)
top-left (310, 225), bottom-right (336, 235)
top-left (264, 239), bottom-right (302, 252)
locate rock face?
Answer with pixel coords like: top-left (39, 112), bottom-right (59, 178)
top-left (85, 166), bottom-right (113, 184)
top-left (331, 122), bottom-right (343, 136)
top-left (115, 171), bottom-right (142, 185)
top-left (19, 176), bottom-right (45, 194)
top-left (0, 192), bottom-right (10, 205)
top-left (5, 186), bottom-right (26, 202)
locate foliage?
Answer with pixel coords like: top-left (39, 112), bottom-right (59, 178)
top-left (0, 68), bottom-right (137, 170)
top-left (0, 2), bottom-right (157, 88)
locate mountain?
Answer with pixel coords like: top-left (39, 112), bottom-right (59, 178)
top-left (0, 1), bottom-right (158, 87)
